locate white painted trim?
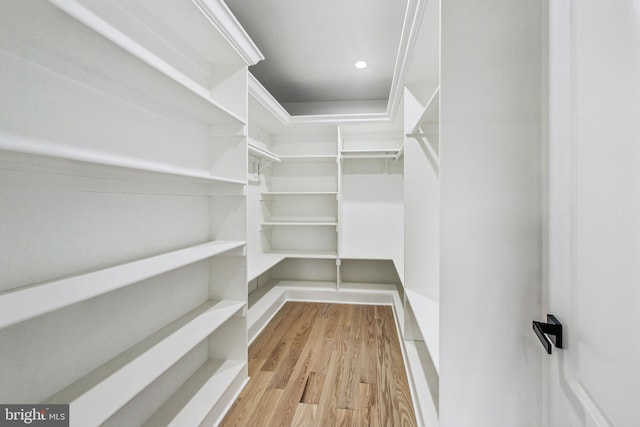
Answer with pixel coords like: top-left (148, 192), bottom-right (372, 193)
top-left (248, 73), bottom-right (291, 125)
top-left (336, 126), bottom-right (344, 260)
top-left (386, 0), bottom-right (428, 120)
top-left (558, 2), bottom-right (611, 426)
top-left (248, 73), bottom-right (393, 125)
top-left (245, 0), bottom-right (427, 124)
top-left (191, 0), bottom-right (264, 66)
top-left (568, 381), bottom-right (612, 427)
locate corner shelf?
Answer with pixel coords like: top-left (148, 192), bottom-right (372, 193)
top-left (46, 300), bottom-right (245, 427)
top-left (142, 359), bottom-right (246, 427)
top-left (0, 241), bottom-right (245, 329)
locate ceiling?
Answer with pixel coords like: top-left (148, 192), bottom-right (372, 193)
top-left (225, 0), bottom-right (408, 115)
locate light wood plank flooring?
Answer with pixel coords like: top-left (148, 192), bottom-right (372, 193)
top-left (220, 302), bottom-right (417, 426)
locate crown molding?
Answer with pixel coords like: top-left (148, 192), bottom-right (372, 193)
top-left (249, 73), bottom-right (392, 126)
top-left (386, 0), bottom-right (427, 121)
top-left (246, 0), bottom-right (426, 126)
top-left (248, 73), bottom-right (291, 125)
top-left (192, 0), bottom-right (264, 66)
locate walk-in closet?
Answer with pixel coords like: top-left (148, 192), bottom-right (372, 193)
top-left (2, 0), bottom-right (639, 426)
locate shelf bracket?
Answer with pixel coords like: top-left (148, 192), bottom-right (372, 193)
top-left (248, 156), bottom-right (276, 178)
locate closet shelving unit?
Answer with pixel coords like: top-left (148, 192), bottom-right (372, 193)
top-left (401, 0), bottom-right (441, 423)
top-left (404, 84), bottom-right (441, 366)
top-left (243, 96), bottom-right (407, 389)
top-left (0, 1), bottom-right (262, 426)
top-left (253, 134), bottom-right (340, 259)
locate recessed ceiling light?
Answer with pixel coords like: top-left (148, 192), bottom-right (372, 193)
top-left (355, 61), bottom-right (367, 69)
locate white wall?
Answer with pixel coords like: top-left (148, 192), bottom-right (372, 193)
top-left (439, 0), bottom-right (543, 425)
top-left (546, 1), bottom-right (640, 425)
top-left (340, 159), bottom-right (403, 261)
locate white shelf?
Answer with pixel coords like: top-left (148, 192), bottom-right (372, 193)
top-left (264, 250), bottom-right (339, 259)
top-left (340, 148), bottom-right (403, 160)
top-left (248, 253), bottom-right (288, 282)
top-left (341, 149), bottom-right (402, 154)
top-left (142, 359), bottom-right (246, 427)
top-left (261, 191), bottom-right (338, 198)
top-left (405, 289), bottom-right (440, 373)
top-left (261, 221), bottom-right (338, 227)
top-left (248, 142), bottom-right (281, 163)
top-left (0, 134), bottom-right (246, 186)
top-left (278, 155), bottom-right (338, 162)
top-left (46, 300), bottom-right (245, 427)
top-left (338, 253), bottom-right (395, 261)
top-left (0, 240), bottom-right (245, 329)
top-left (49, 0), bottom-right (252, 125)
top-left (411, 86), bottom-right (440, 133)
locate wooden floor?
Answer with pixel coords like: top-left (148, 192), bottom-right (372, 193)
top-left (220, 302), bottom-right (417, 426)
